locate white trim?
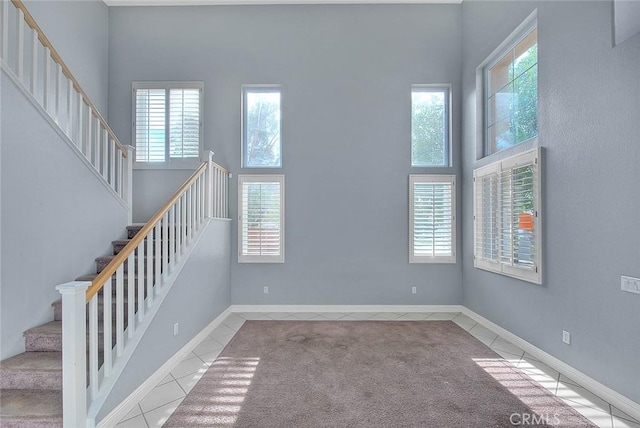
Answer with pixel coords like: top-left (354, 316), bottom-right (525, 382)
top-left (105, 0), bottom-right (461, 6)
top-left (462, 307), bottom-right (640, 422)
top-left (87, 218), bottom-right (214, 426)
top-left (96, 306), bottom-right (233, 428)
top-left (241, 84), bottom-right (283, 169)
top-left (230, 304), bottom-right (464, 313)
top-left (0, 64), bottom-right (129, 211)
top-left (410, 84), bottom-right (452, 168)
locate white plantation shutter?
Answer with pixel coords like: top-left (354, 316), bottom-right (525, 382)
top-left (170, 89), bottom-right (200, 158)
top-left (239, 175), bottom-right (285, 263)
top-left (133, 82), bottom-right (202, 164)
top-left (473, 148), bottom-right (541, 284)
top-left (410, 175), bottom-right (456, 263)
top-left (135, 89), bottom-right (166, 162)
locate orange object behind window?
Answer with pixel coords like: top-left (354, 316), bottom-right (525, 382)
top-left (518, 212), bottom-right (534, 231)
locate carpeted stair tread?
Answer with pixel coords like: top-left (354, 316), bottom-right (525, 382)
top-left (0, 352), bottom-right (61, 390)
top-left (23, 322), bottom-right (61, 352)
top-left (0, 389), bottom-right (62, 427)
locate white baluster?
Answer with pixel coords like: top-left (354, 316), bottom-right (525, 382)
top-left (103, 277), bottom-right (112, 377)
top-left (1, 0), bottom-right (8, 61)
top-left (117, 150), bottom-right (124, 197)
top-left (30, 28), bottom-right (37, 94)
top-left (115, 265), bottom-right (124, 357)
top-left (179, 196), bottom-right (185, 260)
top-left (102, 129), bottom-right (108, 179)
top-left (186, 188), bottom-right (192, 243)
top-left (110, 141), bottom-right (116, 191)
top-left (169, 205), bottom-right (176, 271)
top-left (192, 183), bottom-right (197, 234)
top-left (66, 80), bottom-right (73, 137)
top-left (86, 108), bottom-right (93, 162)
top-left (77, 94), bottom-right (83, 151)
top-left (93, 116), bottom-right (100, 169)
top-left (137, 240), bottom-right (145, 321)
top-left (16, 10), bottom-right (24, 81)
top-left (124, 146), bottom-right (134, 224)
top-left (88, 292), bottom-right (99, 398)
top-left (55, 63), bottom-right (62, 123)
top-left (146, 230), bottom-right (153, 305)
top-left (163, 212), bottom-right (169, 281)
top-left (43, 47), bottom-right (50, 111)
top-left (127, 252), bottom-right (135, 339)
top-left (154, 222), bottom-right (161, 291)
top-left (55, 281), bottom-right (89, 428)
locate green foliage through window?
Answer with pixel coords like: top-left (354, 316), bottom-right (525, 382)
top-left (243, 88), bottom-right (281, 168)
top-left (411, 87), bottom-right (449, 167)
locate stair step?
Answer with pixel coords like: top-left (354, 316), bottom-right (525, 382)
top-left (0, 389), bottom-right (62, 427)
top-left (24, 322), bottom-right (61, 353)
top-left (0, 352), bottom-right (61, 390)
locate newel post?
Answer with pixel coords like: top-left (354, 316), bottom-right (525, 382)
top-left (123, 145), bottom-right (135, 224)
top-left (55, 281), bottom-right (90, 428)
top-left (202, 150), bottom-right (214, 218)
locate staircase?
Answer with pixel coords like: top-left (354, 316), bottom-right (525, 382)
top-left (0, 225), bottom-right (149, 427)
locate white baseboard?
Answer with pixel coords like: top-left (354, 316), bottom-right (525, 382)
top-left (462, 307), bottom-right (640, 422)
top-left (230, 304), bottom-right (464, 313)
top-left (97, 306), bottom-right (233, 428)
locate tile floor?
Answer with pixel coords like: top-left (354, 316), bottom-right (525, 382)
top-left (116, 312), bottom-right (640, 428)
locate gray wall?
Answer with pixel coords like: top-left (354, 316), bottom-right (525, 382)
top-left (0, 72), bottom-right (128, 359)
top-left (23, 0), bottom-right (110, 114)
top-left (461, 1), bottom-right (640, 403)
top-left (614, 0), bottom-right (640, 46)
top-left (108, 4), bottom-right (463, 306)
top-left (97, 219), bottom-right (232, 421)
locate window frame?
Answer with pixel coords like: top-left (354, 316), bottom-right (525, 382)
top-left (476, 10), bottom-right (538, 159)
top-left (241, 85), bottom-right (283, 169)
top-left (409, 174), bottom-right (456, 264)
top-left (410, 84), bottom-right (452, 168)
top-left (132, 81), bottom-right (204, 169)
top-left (473, 147), bottom-right (542, 284)
top-left (238, 174), bottom-right (285, 264)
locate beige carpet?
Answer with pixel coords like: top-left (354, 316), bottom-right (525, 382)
top-left (165, 321), bottom-right (596, 427)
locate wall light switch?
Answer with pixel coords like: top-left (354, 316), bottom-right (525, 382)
top-left (264, 286), bottom-right (269, 294)
top-left (562, 330), bottom-right (570, 345)
top-left (173, 323), bottom-right (179, 336)
top-left (412, 287), bottom-right (417, 294)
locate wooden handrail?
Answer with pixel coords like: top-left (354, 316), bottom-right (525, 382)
top-left (11, 0), bottom-right (127, 157)
top-left (212, 161), bottom-right (229, 174)
top-left (86, 162), bottom-right (208, 301)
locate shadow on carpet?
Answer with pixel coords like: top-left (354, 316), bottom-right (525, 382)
top-left (165, 321), bottom-right (596, 427)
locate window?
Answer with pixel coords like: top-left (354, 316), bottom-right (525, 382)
top-left (483, 14), bottom-right (537, 156)
top-left (238, 175), bottom-right (284, 263)
top-left (242, 86), bottom-right (282, 168)
top-left (473, 148), bottom-right (541, 283)
top-left (133, 82), bottom-right (203, 165)
top-left (410, 175), bottom-right (456, 263)
top-left (411, 85), bottom-right (450, 167)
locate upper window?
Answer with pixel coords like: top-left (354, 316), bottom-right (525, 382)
top-left (133, 82), bottom-right (203, 165)
top-left (473, 148), bottom-right (542, 284)
top-left (410, 175), bottom-right (456, 263)
top-left (484, 17), bottom-right (537, 156)
top-left (411, 85), bottom-right (450, 167)
top-left (242, 86), bottom-right (282, 168)
top-left (238, 175), bottom-right (285, 263)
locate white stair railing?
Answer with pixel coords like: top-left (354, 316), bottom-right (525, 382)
top-left (57, 152), bottom-right (230, 427)
top-left (0, 0), bottom-right (132, 214)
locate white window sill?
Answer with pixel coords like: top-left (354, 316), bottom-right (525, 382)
top-left (134, 160), bottom-right (202, 170)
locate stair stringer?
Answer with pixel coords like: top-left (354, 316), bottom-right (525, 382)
top-left (85, 217), bottom-right (214, 427)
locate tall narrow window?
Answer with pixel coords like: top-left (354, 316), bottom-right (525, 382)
top-left (133, 82), bottom-right (203, 165)
top-left (410, 175), bottom-right (456, 263)
top-left (474, 148), bottom-right (542, 283)
top-left (483, 15), bottom-right (537, 155)
top-left (411, 85), bottom-right (450, 167)
top-left (242, 86), bottom-right (282, 168)
top-left (238, 175), bottom-right (285, 263)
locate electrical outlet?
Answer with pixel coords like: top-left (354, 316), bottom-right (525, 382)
top-left (411, 287), bottom-right (417, 294)
top-left (173, 323), bottom-right (179, 336)
top-left (621, 276), bottom-right (640, 295)
top-left (264, 286), bottom-right (269, 294)
top-left (562, 330), bottom-right (570, 345)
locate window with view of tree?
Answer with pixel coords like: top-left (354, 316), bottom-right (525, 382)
top-left (485, 22), bottom-right (537, 155)
top-left (133, 82), bottom-right (202, 164)
top-left (238, 175), bottom-right (284, 263)
top-left (410, 175), bottom-right (456, 263)
top-left (411, 86), bottom-right (450, 167)
top-left (474, 148), bottom-right (541, 284)
top-left (243, 86), bottom-right (281, 168)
